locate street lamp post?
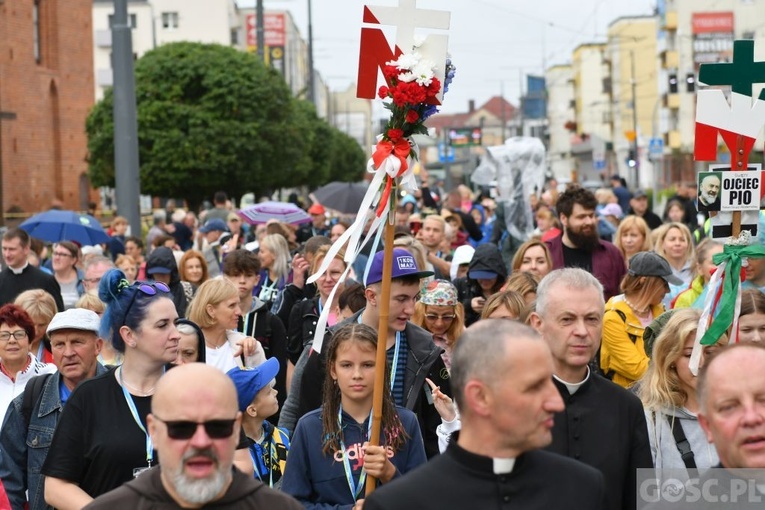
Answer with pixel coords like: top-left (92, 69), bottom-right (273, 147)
top-left (630, 50), bottom-right (640, 188)
top-left (256, 0), bottom-right (265, 61)
top-left (112, 0), bottom-right (142, 236)
top-left (307, 0), bottom-right (315, 106)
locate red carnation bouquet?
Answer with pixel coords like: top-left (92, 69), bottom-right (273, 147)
top-left (369, 52), bottom-right (441, 216)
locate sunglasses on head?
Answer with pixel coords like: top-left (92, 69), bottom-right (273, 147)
top-left (153, 417), bottom-right (237, 440)
top-left (138, 281), bottom-right (171, 295)
top-left (122, 281), bottom-right (171, 325)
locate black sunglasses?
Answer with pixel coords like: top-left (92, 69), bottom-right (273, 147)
top-left (153, 416), bottom-right (237, 440)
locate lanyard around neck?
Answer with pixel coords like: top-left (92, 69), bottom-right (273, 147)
top-left (249, 440), bottom-right (274, 488)
top-left (338, 405), bottom-right (373, 501)
top-left (355, 315), bottom-right (401, 387)
top-left (118, 367), bottom-right (153, 467)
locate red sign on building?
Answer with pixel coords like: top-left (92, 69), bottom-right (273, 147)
top-left (692, 12), bottom-right (734, 34)
top-left (691, 12), bottom-right (734, 71)
top-left (245, 13), bottom-right (286, 49)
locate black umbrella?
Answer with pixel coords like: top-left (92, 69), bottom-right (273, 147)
top-left (311, 182), bottom-right (370, 214)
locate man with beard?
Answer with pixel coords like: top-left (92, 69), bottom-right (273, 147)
top-left (697, 173), bottom-right (721, 211)
top-left (83, 363), bottom-right (301, 509)
top-left (545, 186), bottom-right (626, 300)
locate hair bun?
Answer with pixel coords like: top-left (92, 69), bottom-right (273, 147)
top-left (98, 268), bottom-right (128, 304)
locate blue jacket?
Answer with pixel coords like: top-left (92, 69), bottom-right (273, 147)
top-left (281, 406), bottom-right (427, 509)
top-left (0, 365), bottom-right (107, 510)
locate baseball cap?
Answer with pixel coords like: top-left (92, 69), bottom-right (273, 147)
top-left (146, 266), bottom-right (172, 275)
top-left (468, 269), bottom-right (499, 280)
top-left (633, 189), bottom-right (648, 199)
top-left (420, 279), bottom-right (458, 306)
top-left (199, 219), bottom-right (229, 233)
top-left (628, 251), bottom-right (683, 286)
top-left (47, 308), bottom-right (100, 336)
top-left (365, 248), bottom-right (434, 286)
top-left (610, 174), bottom-right (622, 181)
top-left (451, 245), bottom-right (475, 267)
top-left (226, 358), bottom-right (280, 412)
top-left (601, 203), bottom-right (623, 219)
top-left (308, 203), bottom-right (326, 215)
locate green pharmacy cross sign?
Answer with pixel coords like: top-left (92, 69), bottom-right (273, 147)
top-left (699, 40), bottom-right (765, 98)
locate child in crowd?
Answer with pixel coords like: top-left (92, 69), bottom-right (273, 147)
top-left (281, 323), bottom-right (426, 508)
top-left (228, 358), bottom-right (290, 489)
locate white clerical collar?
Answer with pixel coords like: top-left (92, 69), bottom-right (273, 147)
top-left (492, 457), bottom-right (516, 474)
top-left (8, 262), bottom-right (28, 275)
top-left (553, 366), bottom-right (590, 395)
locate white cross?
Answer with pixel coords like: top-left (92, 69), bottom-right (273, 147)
top-left (366, 0), bottom-right (450, 54)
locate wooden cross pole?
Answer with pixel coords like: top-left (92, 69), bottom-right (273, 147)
top-left (731, 135), bottom-right (748, 237)
top-left (367, 190), bottom-right (396, 496)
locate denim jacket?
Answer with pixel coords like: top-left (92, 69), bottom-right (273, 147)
top-left (0, 365), bottom-right (107, 510)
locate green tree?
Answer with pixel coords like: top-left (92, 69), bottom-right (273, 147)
top-left (326, 129), bottom-right (367, 183)
top-left (87, 42), bottom-right (303, 210)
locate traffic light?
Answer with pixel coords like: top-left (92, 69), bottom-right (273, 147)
top-left (627, 149), bottom-right (637, 168)
top-left (686, 73), bottom-right (695, 93)
top-left (668, 74), bottom-right (678, 94)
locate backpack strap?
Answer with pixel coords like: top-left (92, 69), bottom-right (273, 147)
top-left (22, 373), bottom-right (53, 429)
top-left (665, 414), bottom-right (697, 470)
top-left (599, 307), bottom-right (638, 380)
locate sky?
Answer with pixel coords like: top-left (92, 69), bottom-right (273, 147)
top-left (239, 0), bottom-right (656, 114)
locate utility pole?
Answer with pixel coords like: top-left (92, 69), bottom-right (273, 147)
top-left (631, 50), bottom-right (640, 187)
top-left (112, 0), bottom-right (141, 236)
top-left (256, 0), bottom-right (265, 62)
top-left (500, 81), bottom-right (506, 142)
top-left (307, 0), bottom-right (315, 106)
top-left (518, 68), bottom-right (525, 137)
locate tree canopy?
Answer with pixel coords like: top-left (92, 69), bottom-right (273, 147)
top-left (87, 42), bottom-right (366, 210)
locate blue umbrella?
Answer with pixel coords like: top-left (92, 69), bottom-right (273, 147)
top-left (20, 210), bottom-right (110, 245)
top-left (238, 201), bottom-right (312, 225)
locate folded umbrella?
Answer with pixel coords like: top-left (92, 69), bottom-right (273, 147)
top-left (237, 201), bottom-right (312, 225)
top-left (20, 210), bottom-right (110, 245)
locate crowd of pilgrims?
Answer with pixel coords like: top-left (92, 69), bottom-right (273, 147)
top-left (0, 176), bottom-right (762, 509)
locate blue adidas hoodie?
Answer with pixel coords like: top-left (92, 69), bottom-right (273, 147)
top-left (281, 406), bottom-right (427, 509)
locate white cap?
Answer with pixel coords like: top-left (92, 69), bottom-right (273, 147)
top-left (452, 245), bottom-right (475, 267)
top-left (47, 309), bottom-right (100, 336)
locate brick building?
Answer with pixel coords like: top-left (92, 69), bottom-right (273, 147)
top-left (0, 0), bottom-right (96, 223)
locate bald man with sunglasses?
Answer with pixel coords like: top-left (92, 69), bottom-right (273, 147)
top-left (84, 363), bottom-right (301, 509)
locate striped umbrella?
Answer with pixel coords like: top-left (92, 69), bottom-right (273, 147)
top-left (237, 201), bottom-right (312, 225)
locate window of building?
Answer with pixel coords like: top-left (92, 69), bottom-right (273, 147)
top-left (161, 12), bottom-right (179, 29)
top-left (108, 14), bottom-right (137, 29)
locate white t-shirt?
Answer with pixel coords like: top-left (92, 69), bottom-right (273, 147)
top-left (58, 279), bottom-right (80, 310)
top-left (205, 342), bottom-right (239, 373)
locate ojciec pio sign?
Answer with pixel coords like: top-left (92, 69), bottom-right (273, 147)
top-left (704, 164), bottom-right (763, 212)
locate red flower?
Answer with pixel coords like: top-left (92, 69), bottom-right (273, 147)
top-left (378, 86), bottom-right (390, 99)
top-left (405, 110), bottom-right (419, 123)
top-left (392, 89), bottom-right (408, 107)
top-left (425, 77), bottom-right (441, 98)
top-left (402, 82), bottom-right (427, 104)
top-left (387, 128), bottom-right (404, 140)
top-left (383, 65), bottom-right (399, 81)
